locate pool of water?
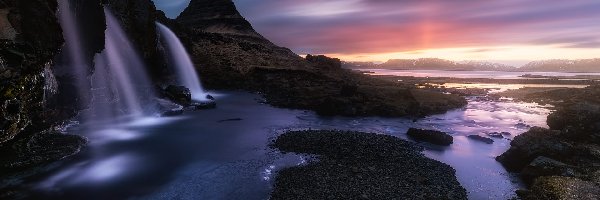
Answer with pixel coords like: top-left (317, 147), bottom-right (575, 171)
top-left (22, 89), bottom-right (554, 199)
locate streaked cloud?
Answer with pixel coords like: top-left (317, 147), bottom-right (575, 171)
top-left (155, 0), bottom-right (600, 62)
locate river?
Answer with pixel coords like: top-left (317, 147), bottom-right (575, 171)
top-left (23, 87), bottom-right (559, 199)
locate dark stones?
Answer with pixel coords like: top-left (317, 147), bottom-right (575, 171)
top-left (487, 132), bottom-right (510, 138)
top-left (496, 127), bottom-right (570, 172)
top-left (547, 102), bottom-right (600, 143)
top-left (164, 85), bottom-right (192, 106)
top-left (190, 101), bottom-right (216, 110)
top-left (1, 0), bottom-right (64, 144)
top-left (467, 135), bottom-right (494, 144)
top-left (0, 131), bottom-right (87, 170)
top-left (206, 94), bottom-right (215, 100)
top-left (270, 130), bottom-right (467, 200)
top-left (520, 156), bottom-right (578, 185)
top-left (519, 176), bottom-right (600, 200)
top-left (407, 128), bottom-right (453, 146)
top-left (156, 98), bottom-right (184, 117)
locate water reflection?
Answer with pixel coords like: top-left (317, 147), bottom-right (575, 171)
top-left (363, 69), bottom-right (600, 79)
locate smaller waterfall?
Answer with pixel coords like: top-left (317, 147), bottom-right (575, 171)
top-left (156, 22), bottom-right (207, 101)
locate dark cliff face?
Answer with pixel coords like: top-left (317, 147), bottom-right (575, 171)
top-left (104, 0), bottom-right (167, 78)
top-left (0, 0), bottom-right (64, 144)
top-left (177, 0), bottom-right (262, 38)
top-left (173, 0), bottom-right (306, 89)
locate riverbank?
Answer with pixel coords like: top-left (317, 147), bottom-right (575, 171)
top-left (271, 130), bottom-right (467, 199)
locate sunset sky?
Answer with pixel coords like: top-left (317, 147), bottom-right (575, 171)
top-left (153, 0), bottom-right (600, 66)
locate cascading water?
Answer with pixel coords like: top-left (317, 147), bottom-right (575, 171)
top-left (156, 22), bottom-right (208, 101)
top-left (86, 7), bottom-right (156, 120)
top-left (57, 0), bottom-right (91, 108)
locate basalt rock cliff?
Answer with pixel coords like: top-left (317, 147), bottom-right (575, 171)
top-left (0, 0), bottom-right (64, 144)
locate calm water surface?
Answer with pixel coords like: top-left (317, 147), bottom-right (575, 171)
top-left (362, 69), bottom-right (600, 79)
top-left (24, 87), bottom-right (556, 199)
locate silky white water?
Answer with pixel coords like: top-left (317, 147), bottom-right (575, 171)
top-left (156, 22), bottom-right (207, 101)
top-left (85, 8), bottom-right (156, 119)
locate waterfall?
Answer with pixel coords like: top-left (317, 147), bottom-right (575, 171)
top-left (86, 7), bottom-right (156, 119)
top-left (56, 5), bottom-right (157, 121)
top-left (57, 0), bottom-right (91, 108)
top-left (156, 22), bottom-right (207, 101)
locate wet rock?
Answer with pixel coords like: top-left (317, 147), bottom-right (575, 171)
top-left (496, 127), bottom-right (572, 172)
top-left (515, 122), bottom-right (532, 129)
top-left (486, 132), bottom-right (504, 138)
top-left (1, 0), bottom-right (64, 144)
top-left (467, 135), bottom-right (494, 144)
top-left (156, 98), bottom-right (184, 117)
top-left (191, 101), bottom-right (216, 110)
top-left (0, 131), bottom-right (86, 170)
top-left (271, 130), bottom-right (467, 200)
top-left (407, 128), bottom-right (453, 146)
top-left (206, 94), bottom-right (215, 100)
top-left (520, 176), bottom-right (600, 200)
top-left (520, 156), bottom-right (578, 185)
top-left (164, 85), bottom-right (192, 106)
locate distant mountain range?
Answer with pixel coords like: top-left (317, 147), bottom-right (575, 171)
top-left (343, 58), bottom-right (600, 73)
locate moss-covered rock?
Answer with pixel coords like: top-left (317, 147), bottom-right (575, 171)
top-left (521, 176), bottom-right (600, 200)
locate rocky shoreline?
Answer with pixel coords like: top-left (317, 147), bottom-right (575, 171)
top-left (495, 86), bottom-right (600, 199)
top-left (270, 130), bottom-right (467, 199)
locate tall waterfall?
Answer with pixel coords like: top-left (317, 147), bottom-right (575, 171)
top-left (156, 22), bottom-right (207, 101)
top-left (57, 0), bottom-right (91, 107)
top-left (86, 7), bottom-right (156, 119)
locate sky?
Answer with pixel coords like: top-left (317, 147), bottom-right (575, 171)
top-left (153, 0), bottom-right (600, 65)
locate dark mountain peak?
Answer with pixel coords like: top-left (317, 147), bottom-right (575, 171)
top-left (176, 0), bottom-right (262, 38)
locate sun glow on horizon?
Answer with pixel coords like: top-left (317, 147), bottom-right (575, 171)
top-left (324, 45), bottom-right (600, 66)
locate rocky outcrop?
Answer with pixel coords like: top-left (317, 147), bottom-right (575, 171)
top-left (271, 130), bottom-right (467, 199)
top-left (467, 135), bottom-right (494, 144)
top-left (0, 0), bottom-right (64, 144)
top-left (407, 128), bottom-right (453, 146)
top-left (496, 127), bottom-right (573, 172)
top-left (163, 85), bottom-right (192, 106)
top-left (547, 102), bottom-right (600, 143)
top-left (497, 86), bottom-right (600, 198)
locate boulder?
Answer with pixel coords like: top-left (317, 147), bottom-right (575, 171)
top-left (406, 128), bottom-right (453, 146)
top-left (191, 101), bottom-right (217, 110)
top-left (486, 132), bottom-right (505, 138)
top-left (520, 156), bottom-right (578, 185)
top-left (156, 98), bottom-right (184, 117)
top-left (164, 85), bottom-right (192, 106)
top-left (206, 94), bottom-right (215, 100)
top-left (496, 127), bottom-right (573, 172)
top-left (467, 135), bottom-right (494, 144)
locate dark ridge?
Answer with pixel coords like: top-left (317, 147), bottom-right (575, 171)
top-left (176, 0), bottom-right (263, 38)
